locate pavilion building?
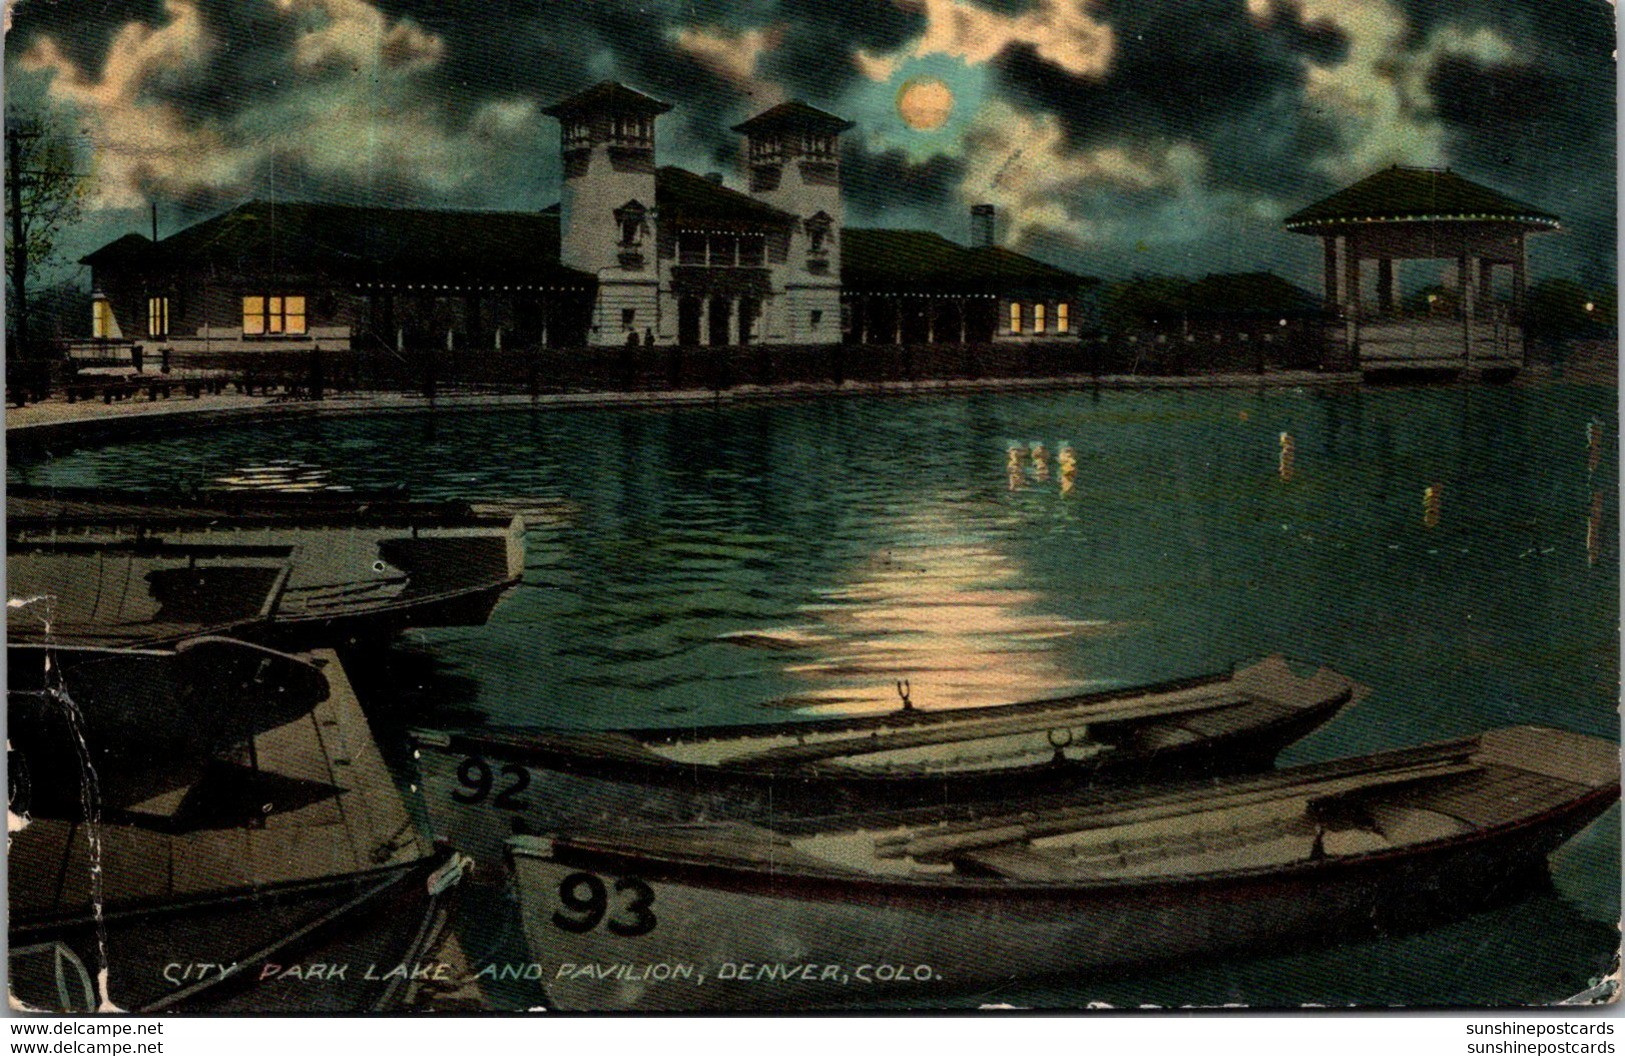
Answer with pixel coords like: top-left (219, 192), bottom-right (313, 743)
top-left (1284, 166), bottom-right (1560, 377)
top-left (80, 83), bottom-right (1091, 360)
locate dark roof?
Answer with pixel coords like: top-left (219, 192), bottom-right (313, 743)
top-left (1285, 167), bottom-right (1559, 231)
top-left (656, 167), bottom-right (794, 228)
top-left (83, 201), bottom-right (593, 286)
top-left (732, 101), bottom-right (854, 136)
top-left (543, 81), bottom-right (672, 119)
top-left (1181, 273), bottom-right (1321, 318)
top-left (80, 232), bottom-right (153, 268)
top-left (840, 229), bottom-right (1087, 294)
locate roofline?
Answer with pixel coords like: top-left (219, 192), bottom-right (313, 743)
top-left (1285, 214), bottom-right (1561, 232)
top-left (731, 102), bottom-right (855, 135)
top-left (542, 81), bottom-right (673, 118)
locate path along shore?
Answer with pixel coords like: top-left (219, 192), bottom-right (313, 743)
top-left (5, 360), bottom-right (1610, 453)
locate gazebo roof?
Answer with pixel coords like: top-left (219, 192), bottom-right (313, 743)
top-left (1284, 167), bottom-right (1559, 232)
top-left (731, 101), bottom-right (854, 136)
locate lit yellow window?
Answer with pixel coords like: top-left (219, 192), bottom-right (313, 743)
top-left (243, 296), bottom-right (265, 335)
top-left (1034, 303), bottom-right (1046, 333)
top-left (92, 299), bottom-right (114, 338)
top-left (1057, 302), bottom-right (1070, 333)
top-left (243, 294), bottom-right (308, 336)
top-left (147, 296), bottom-right (169, 337)
top-left (1009, 302), bottom-right (1023, 333)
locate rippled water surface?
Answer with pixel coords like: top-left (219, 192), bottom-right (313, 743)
top-left (16, 382), bottom-right (1619, 1008)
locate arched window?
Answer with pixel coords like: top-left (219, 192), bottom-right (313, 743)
top-left (1034, 303), bottom-right (1046, 333)
top-left (1009, 302), bottom-right (1023, 334)
top-left (805, 211), bottom-right (833, 255)
top-left (613, 200), bottom-right (648, 247)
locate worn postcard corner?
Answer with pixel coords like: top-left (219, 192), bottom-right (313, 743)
top-left (3, 0), bottom-right (1618, 1016)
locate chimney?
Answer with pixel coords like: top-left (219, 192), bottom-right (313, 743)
top-left (705, 171), bottom-right (724, 185)
top-left (971, 204), bottom-right (996, 248)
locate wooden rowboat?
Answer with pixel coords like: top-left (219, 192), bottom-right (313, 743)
top-left (9, 508), bottom-right (526, 646)
top-left (10, 648), bottom-right (471, 1013)
top-left (9, 850), bottom-right (469, 1014)
top-left (8, 637), bottom-right (331, 819)
top-left (413, 655), bottom-right (1360, 869)
top-left (510, 725), bottom-right (1619, 1011)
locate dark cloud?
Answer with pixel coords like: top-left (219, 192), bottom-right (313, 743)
top-left (6, 0), bottom-right (1615, 288)
top-left (843, 145), bottom-right (965, 228)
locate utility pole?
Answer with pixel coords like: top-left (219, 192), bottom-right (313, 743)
top-left (9, 122), bottom-right (32, 359)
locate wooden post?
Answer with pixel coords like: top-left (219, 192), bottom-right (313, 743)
top-left (1346, 234), bottom-right (1362, 323)
top-left (1323, 237), bottom-right (1344, 312)
top-left (1377, 258), bottom-right (1395, 315)
top-left (1461, 255), bottom-right (1477, 368)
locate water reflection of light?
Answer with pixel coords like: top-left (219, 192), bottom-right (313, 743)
top-left (1058, 444), bottom-right (1077, 495)
top-left (1278, 432), bottom-right (1296, 483)
top-left (744, 517), bottom-right (1116, 713)
top-left (1030, 441), bottom-right (1050, 482)
top-left (1586, 420), bottom-right (1604, 476)
top-left (1423, 483), bottom-right (1442, 529)
top-left (1006, 444), bottom-right (1025, 491)
top-left (213, 459), bottom-right (341, 492)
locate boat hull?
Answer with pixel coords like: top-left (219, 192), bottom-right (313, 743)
top-left (416, 691), bottom-right (1345, 874)
top-left (7, 639), bottom-right (331, 818)
top-left (10, 852), bottom-right (466, 1013)
top-left (511, 789), bottom-right (1614, 1011)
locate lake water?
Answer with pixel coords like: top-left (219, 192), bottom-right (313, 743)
top-left (15, 381), bottom-right (1619, 1008)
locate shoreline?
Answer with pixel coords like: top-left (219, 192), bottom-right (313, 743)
top-left (5, 363), bottom-right (1611, 454)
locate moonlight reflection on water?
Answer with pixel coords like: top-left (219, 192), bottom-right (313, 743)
top-left (13, 382), bottom-right (1619, 1007)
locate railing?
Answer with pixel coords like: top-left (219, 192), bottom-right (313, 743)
top-left (7, 332), bottom-right (1349, 409)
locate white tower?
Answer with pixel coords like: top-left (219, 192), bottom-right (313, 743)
top-left (733, 102), bottom-right (853, 345)
top-left (544, 82), bottom-right (671, 345)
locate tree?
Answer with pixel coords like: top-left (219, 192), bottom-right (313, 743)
top-left (1099, 275), bottom-right (1194, 335)
top-left (1525, 278), bottom-right (1613, 342)
top-left (6, 113), bottom-right (90, 358)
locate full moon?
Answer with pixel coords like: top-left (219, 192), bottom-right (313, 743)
top-left (897, 77), bottom-right (955, 131)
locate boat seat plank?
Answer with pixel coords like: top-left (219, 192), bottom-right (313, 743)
top-left (887, 759), bottom-right (1484, 861)
top-left (1410, 766), bottom-right (1590, 828)
top-left (727, 690), bottom-right (1257, 769)
top-left (873, 736), bottom-right (1480, 857)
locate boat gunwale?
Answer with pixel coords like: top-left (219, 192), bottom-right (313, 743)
top-left (514, 781), bottom-right (1619, 902)
top-left (413, 691), bottom-right (1349, 790)
top-left (9, 848), bottom-right (444, 937)
top-left (416, 657), bottom-right (1349, 749)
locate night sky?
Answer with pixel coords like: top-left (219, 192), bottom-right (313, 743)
top-left (6, 0), bottom-right (1617, 291)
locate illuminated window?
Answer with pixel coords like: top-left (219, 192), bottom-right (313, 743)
top-left (147, 296), bottom-right (169, 338)
top-left (1009, 302), bottom-right (1023, 333)
top-left (92, 299), bottom-right (115, 339)
top-left (1057, 302), bottom-right (1070, 333)
top-left (243, 295), bottom-right (307, 336)
top-left (1034, 303), bottom-right (1047, 334)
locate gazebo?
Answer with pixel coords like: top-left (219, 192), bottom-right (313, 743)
top-left (1285, 166), bottom-right (1559, 377)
